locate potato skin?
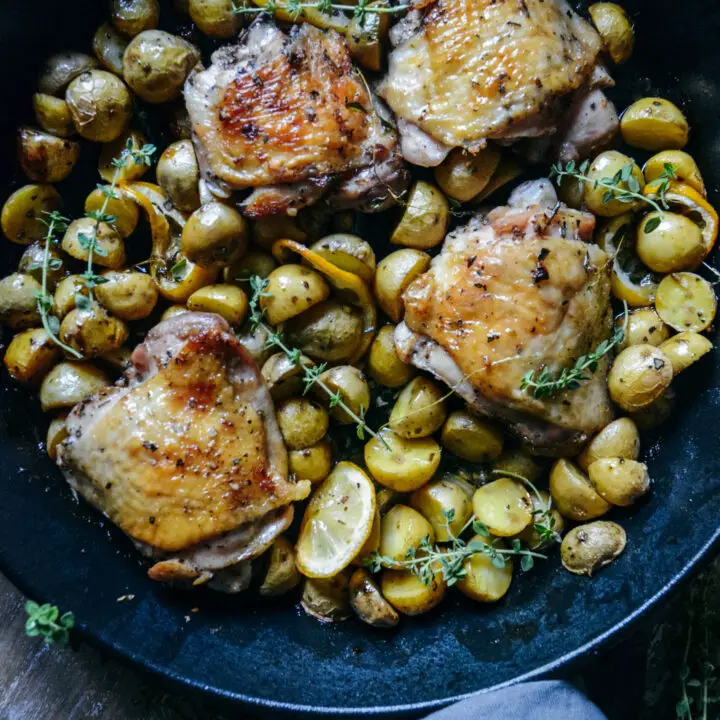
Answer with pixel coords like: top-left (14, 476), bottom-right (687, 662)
top-left (456, 536), bottom-right (513, 603)
top-left (40, 362), bottom-right (110, 411)
top-left (378, 504), bottom-right (434, 566)
top-left (66, 70), bottom-right (132, 142)
top-left (391, 181), bottom-right (449, 249)
top-left (95, 270), bottom-right (159, 320)
top-left (289, 441), bottom-right (332, 485)
top-left (389, 376), bottom-right (446, 439)
top-left (111, 0), bottom-right (160, 37)
top-left (441, 410), bottom-right (504, 462)
top-left (616, 307), bottom-right (669, 351)
top-left (38, 52), bottom-right (98, 96)
top-left (309, 234), bottom-right (376, 283)
top-left (123, 31), bottom-right (200, 104)
top-left (189, 0), bottom-right (241, 38)
top-left (0, 273), bottom-right (42, 329)
top-left (550, 458), bottom-right (611, 521)
top-left (33, 94), bottom-right (75, 138)
top-left (434, 146), bottom-right (502, 202)
top-left (588, 2), bottom-right (634, 64)
top-left (276, 397), bottom-right (329, 450)
top-left (301, 573), bottom-right (351, 623)
top-left (608, 344), bottom-right (673, 412)
top-left (3, 328), bottom-right (62, 384)
top-left (54, 275), bottom-right (88, 320)
top-left (259, 537), bottom-right (301, 597)
top-left (261, 265), bottom-right (329, 326)
top-left (59, 306), bottom-right (129, 357)
top-left (46, 413), bottom-right (70, 460)
top-left (17, 127), bottom-right (80, 184)
top-left (621, 97), bottom-right (689, 151)
top-left (314, 365), bottom-right (370, 424)
top-left (182, 202), bottom-right (248, 268)
top-left (636, 212), bottom-right (705, 273)
top-left (368, 325), bottom-right (415, 388)
top-left (157, 140), bottom-right (201, 213)
top-left (561, 521), bottom-right (626, 576)
top-left (660, 332), bottom-right (713, 374)
top-left (93, 23), bottom-right (129, 75)
top-left (374, 249), bottom-right (430, 322)
top-left (472, 478), bottom-right (533, 537)
top-left (349, 568), bottom-right (399, 628)
top-left (18, 242), bottom-right (67, 290)
top-left (587, 457), bottom-right (650, 506)
top-left (577, 417), bottom-right (640, 472)
top-left (187, 284), bottom-right (249, 325)
top-left (62, 218), bottom-right (126, 269)
top-left (410, 479), bottom-right (472, 541)
top-left (381, 567), bottom-right (445, 616)
top-left (2, 184), bottom-right (62, 245)
top-left (584, 151), bottom-right (644, 217)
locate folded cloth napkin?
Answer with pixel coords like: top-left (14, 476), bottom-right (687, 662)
top-left (424, 680), bottom-right (607, 720)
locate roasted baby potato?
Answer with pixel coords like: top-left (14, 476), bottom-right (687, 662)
top-left (381, 567), bottom-right (445, 616)
top-left (440, 410), bottom-right (504, 463)
top-left (17, 127), bottom-right (80, 184)
top-left (182, 202), bottom-right (248, 268)
top-left (368, 325), bottom-right (415, 387)
top-left (472, 478), bottom-right (533, 537)
top-left (309, 234), bottom-right (376, 283)
top-left (39, 361), bottom-right (110, 411)
top-left (389, 376), bottom-right (447, 439)
top-left (549, 458), bottom-right (611, 521)
top-left (98, 130), bottom-right (150, 182)
top-left (110, 0), bottom-right (160, 36)
top-left (516, 491), bottom-right (565, 550)
top-left (376, 488), bottom-right (405, 515)
top-left (259, 536), bottom-right (302, 597)
top-left (493, 448), bottom-right (543, 483)
top-left (66, 70), bottom-right (132, 142)
top-left (98, 346), bottom-right (132, 373)
top-left (18, 241), bottom-right (66, 289)
top-left (636, 212), bottom-right (705, 272)
top-left (588, 2), bottom-right (634, 65)
top-left (660, 332), bottom-right (713, 374)
top-left (223, 251), bottom-right (277, 284)
top-left (189, 0), bottom-right (241, 38)
top-left (616, 307), bottom-right (670, 351)
top-left (276, 397), bottom-right (329, 450)
top-left (349, 568), bottom-right (399, 628)
top-left (3, 328), bottom-right (62, 384)
top-left (374, 249), bottom-right (430, 322)
top-left (59, 306), bottom-right (129, 357)
top-left (345, 6), bottom-right (389, 71)
top-left (0, 273), bottom-right (42, 329)
top-left (379, 504), bottom-right (434, 566)
top-left (285, 301), bottom-right (363, 363)
top-left (123, 30), bottom-right (200, 104)
top-left (261, 351), bottom-right (314, 400)
top-left (157, 140), bottom-right (201, 213)
top-left (434, 146), bottom-right (502, 202)
top-left (608, 344), bottom-right (673, 412)
top-left (644, 151), bottom-right (705, 196)
top-left (62, 218), bottom-right (125, 269)
top-left (85, 187), bottom-right (139, 239)
top-left (38, 52), bottom-right (97, 96)
top-left (261, 265), bottom-right (329, 325)
top-left (588, 457), bottom-right (651, 507)
top-left (364, 428), bottom-right (442, 492)
top-left (289, 441), bottom-right (332, 485)
top-left (561, 521), bottom-right (626, 576)
top-left (355, 510), bottom-right (381, 562)
top-left (54, 275), bottom-right (88, 319)
top-left (95, 270), bottom-right (158, 320)
top-left (655, 272), bottom-right (717, 332)
top-left (584, 151), bottom-right (645, 216)
top-left (252, 215), bottom-right (307, 250)
top-left (187, 284), bottom-right (248, 325)
top-left (2, 184), bottom-right (62, 245)
top-left (457, 536), bottom-right (513, 603)
top-left (630, 388), bottom-right (675, 430)
top-left (46, 413), bottom-right (70, 460)
top-left (410, 479), bottom-right (473, 541)
top-left (93, 23), bottom-right (129, 75)
top-left (391, 181), bottom-right (450, 250)
top-left (32, 94), bottom-right (74, 138)
top-left (577, 417), bottom-right (640, 472)
top-left (301, 573), bottom-right (351, 623)
top-left (314, 365), bottom-right (370, 424)
top-left (621, 97), bottom-right (689, 151)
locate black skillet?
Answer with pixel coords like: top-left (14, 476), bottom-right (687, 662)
top-left (1, 0), bottom-right (719, 716)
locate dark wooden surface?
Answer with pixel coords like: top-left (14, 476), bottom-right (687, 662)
top-left (2, 563), bottom-right (717, 720)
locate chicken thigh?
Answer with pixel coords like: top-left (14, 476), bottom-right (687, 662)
top-left (379, 0), bottom-right (608, 165)
top-left (395, 180), bottom-right (614, 456)
top-left (58, 312), bottom-right (310, 584)
top-left (185, 19), bottom-right (407, 216)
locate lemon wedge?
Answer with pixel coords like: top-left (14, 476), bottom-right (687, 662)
top-left (296, 462), bottom-right (376, 578)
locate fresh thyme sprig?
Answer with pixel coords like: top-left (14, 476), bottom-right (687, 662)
top-left (77, 138), bottom-right (157, 310)
top-left (520, 302), bottom-right (629, 400)
top-left (247, 275), bottom-right (387, 447)
top-left (32, 211), bottom-right (83, 359)
top-left (25, 600), bottom-right (74, 646)
top-left (234, 0), bottom-right (411, 22)
top-left (549, 159), bottom-right (678, 231)
top-left (491, 468), bottom-right (561, 547)
top-left (364, 509), bottom-right (546, 586)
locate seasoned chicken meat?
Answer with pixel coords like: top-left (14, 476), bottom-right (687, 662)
top-left (379, 0), bottom-right (604, 159)
top-left (185, 19), bottom-right (406, 216)
top-left (58, 312), bottom-right (310, 584)
top-left (395, 180), bottom-right (614, 456)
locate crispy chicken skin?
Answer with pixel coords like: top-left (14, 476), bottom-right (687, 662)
top-left (185, 19), bottom-right (404, 214)
top-left (379, 0), bottom-right (603, 151)
top-left (58, 313), bottom-right (310, 582)
top-left (395, 180), bottom-right (613, 456)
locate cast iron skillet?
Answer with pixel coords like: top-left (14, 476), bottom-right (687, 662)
top-left (1, 0), bottom-right (719, 716)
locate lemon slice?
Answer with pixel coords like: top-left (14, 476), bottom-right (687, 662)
top-left (296, 461), bottom-right (376, 578)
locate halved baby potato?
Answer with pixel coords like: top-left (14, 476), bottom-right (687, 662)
top-left (434, 146), bottom-right (502, 202)
top-left (472, 478), bottom-right (533, 537)
top-left (608, 344), bottom-right (673, 412)
top-left (368, 325), bottom-right (415, 388)
top-left (381, 566), bottom-right (445, 616)
top-left (288, 441), bottom-right (332, 486)
top-left (259, 536), bottom-right (301, 597)
top-left (410, 479), bottom-right (473, 541)
top-left (391, 181), bottom-right (449, 250)
top-left (389, 376), bottom-right (447, 439)
top-left (374, 249), bottom-right (430, 322)
top-left (549, 459), bottom-right (611, 521)
top-left (261, 265), bottom-right (330, 325)
top-left (621, 97), bottom-right (689, 151)
top-left (349, 568), bottom-right (399, 628)
top-left (187, 284), bottom-right (248, 326)
top-left (456, 536), bottom-right (513, 603)
top-left (660, 332), bottom-right (713, 374)
top-left (440, 410), bottom-right (504, 463)
top-left (3, 328), bottom-right (62, 384)
top-left (654, 272), bottom-right (717, 333)
top-left (587, 457), bottom-right (651, 507)
top-left (40, 362), bottom-right (110, 411)
top-left (561, 521), bottom-right (626, 576)
top-left (378, 504), bottom-right (434, 567)
top-left (309, 234), bottom-right (376, 283)
top-left (577, 417), bottom-right (640, 472)
top-left (1, 185), bottom-right (62, 245)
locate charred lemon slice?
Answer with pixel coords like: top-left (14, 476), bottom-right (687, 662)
top-left (296, 462), bottom-right (376, 578)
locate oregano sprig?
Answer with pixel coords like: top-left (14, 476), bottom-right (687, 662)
top-left (25, 600), bottom-right (74, 646)
top-left (364, 509), bottom-right (546, 586)
top-left (234, 0), bottom-right (411, 22)
top-left (247, 275), bottom-right (388, 447)
top-left (520, 302), bottom-right (629, 400)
